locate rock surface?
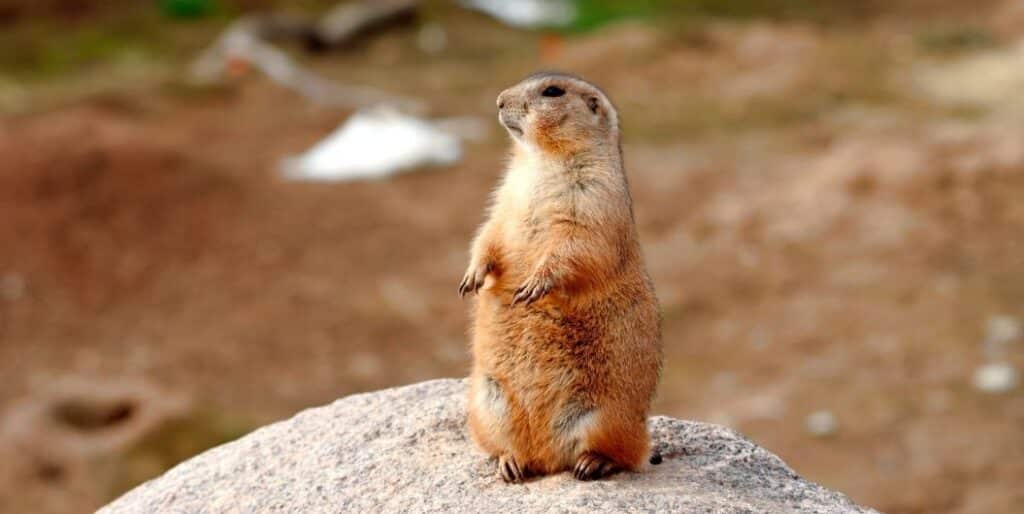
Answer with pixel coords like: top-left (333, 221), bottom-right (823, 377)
top-left (100, 379), bottom-right (878, 513)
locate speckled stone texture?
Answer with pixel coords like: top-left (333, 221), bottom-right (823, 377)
top-left (100, 379), bottom-right (878, 514)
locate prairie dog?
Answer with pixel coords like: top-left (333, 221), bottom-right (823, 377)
top-left (460, 72), bottom-right (662, 482)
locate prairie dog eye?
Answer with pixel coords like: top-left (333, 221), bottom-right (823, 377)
top-left (541, 86), bottom-right (565, 97)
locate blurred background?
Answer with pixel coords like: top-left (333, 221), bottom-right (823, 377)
top-left (1, 0), bottom-right (1023, 512)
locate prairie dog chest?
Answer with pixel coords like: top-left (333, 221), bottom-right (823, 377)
top-left (496, 153), bottom-right (568, 240)
top-left (499, 153), bottom-right (542, 213)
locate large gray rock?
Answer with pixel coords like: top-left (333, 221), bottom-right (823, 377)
top-left (100, 379), bottom-right (878, 513)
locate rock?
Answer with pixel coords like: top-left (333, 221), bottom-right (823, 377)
top-left (100, 379), bottom-right (877, 514)
top-left (972, 362), bottom-right (1020, 394)
top-left (461, 0), bottom-right (575, 29)
top-left (805, 410), bottom-right (839, 438)
top-left (279, 108), bottom-right (462, 182)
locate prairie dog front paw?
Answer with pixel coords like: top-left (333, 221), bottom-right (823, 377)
top-left (459, 261), bottom-right (492, 297)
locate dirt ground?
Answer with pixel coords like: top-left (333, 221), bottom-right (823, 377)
top-left (1, 2), bottom-right (1024, 513)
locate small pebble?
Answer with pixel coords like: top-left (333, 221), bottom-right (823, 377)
top-left (417, 23), bottom-right (447, 55)
top-left (0, 273), bottom-right (26, 301)
top-left (804, 410), bottom-right (838, 437)
top-left (972, 362), bottom-right (1019, 394)
top-left (348, 353), bottom-right (383, 379)
top-left (984, 315), bottom-right (1021, 350)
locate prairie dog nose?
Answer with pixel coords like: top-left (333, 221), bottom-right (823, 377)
top-left (496, 90), bottom-right (524, 112)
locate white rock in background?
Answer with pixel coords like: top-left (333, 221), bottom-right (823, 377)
top-left (281, 108), bottom-right (462, 181)
top-left (972, 362), bottom-right (1019, 394)
top-left (461, 0), bottom-right (575, 29)
top-left (805, 410), bottom-right (839, 437)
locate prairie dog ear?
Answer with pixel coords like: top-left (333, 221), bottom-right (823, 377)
top-left (586, 96), bottom-right (600, 114)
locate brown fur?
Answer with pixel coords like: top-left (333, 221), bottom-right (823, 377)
top-left (460, 72), bottom-right (662, 482)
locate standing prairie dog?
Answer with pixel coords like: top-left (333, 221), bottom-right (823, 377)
top-left (460, 72), bottom-right (662, 482)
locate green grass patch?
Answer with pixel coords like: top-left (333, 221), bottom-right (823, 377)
top-left (1, 14), bottom-right (160, 79)
top-left (567, 0), bottom-right (663, 32)
top-left (565, 0), bottom-right (872, 33)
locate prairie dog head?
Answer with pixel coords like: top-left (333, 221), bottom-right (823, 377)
top-left (496, 72), bottom-right (620, 156)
